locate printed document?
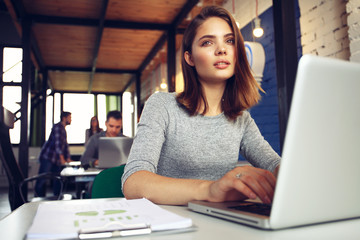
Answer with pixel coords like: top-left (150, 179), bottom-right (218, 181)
top-left (26, 198), bottom-right (193, 239)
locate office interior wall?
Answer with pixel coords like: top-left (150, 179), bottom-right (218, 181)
top-left (0, 11), bottom-right (20, 45)
top-left (223, 1), bottom-right (302, 157)
top-left (222, 0), bottom-right (272, 29)
top-left (175, 49), bottom-right (184, 93)
top-left (298, 0), bottom-right (351, 60)
top-left (346, 0), bottom-right (360, 62)
top-left (237, 6), bottom-right (301, 158)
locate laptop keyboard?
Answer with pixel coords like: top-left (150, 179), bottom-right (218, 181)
top-left (229, 202), bottom-right (271, 216)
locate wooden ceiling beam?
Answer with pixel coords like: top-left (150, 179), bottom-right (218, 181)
top-left (137, 0), bottom-right (199, 87)
top-left (31, 15), bottom-right (98, 27)
top-left (171, 0), bottom-right (199, 28)
top-left (4, 0), bottom-right (43, 71)
top-left (56, 90), bottom-right (122, 95)
top-left (88, 0), bottom-right (109, 94)
top-left (138, 33), bottom-right (167, 73)
top-left (47, 66), bottom-right (137, 74)
top-left (31, 15), bottom-right (169, 30)
top-left (121, 74), bottom-right (138, 94)
top-left (104, 20), bottom-right (169, 30)
top-left (30, 33), bottom-right (45, 69)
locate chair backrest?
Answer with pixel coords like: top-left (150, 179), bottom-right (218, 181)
top-left (0, 121), bottom-right (25, 210)
top-left (91, 164), bottom-right (125, 198)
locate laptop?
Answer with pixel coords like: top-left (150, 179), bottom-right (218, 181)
top-left (188, 54), bottom-right (360, 230)
top-left (97, 137), bottom-right (133, 169)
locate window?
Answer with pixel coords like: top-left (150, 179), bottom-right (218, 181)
top-left (122, 92), bottom-right (133, 137)
top-left (97, 94), bottom-right (106, 130)
top-left (63, 93), bottom-right (95, 144)
top-left (45, 90), bottom-right (53, 140)
top-left (2, 47), bottom-right (23, 144)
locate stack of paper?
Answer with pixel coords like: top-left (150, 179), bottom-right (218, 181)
top-left (26, 198), bottom-right (193, 239)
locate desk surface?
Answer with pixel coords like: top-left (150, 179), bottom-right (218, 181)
top-left (60, 167), bottom-right (102, 177)
top-left (1, 198), bottom-right (360, 240)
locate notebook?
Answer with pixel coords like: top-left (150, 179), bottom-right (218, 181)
top-left (188, 54), bottom-right (360, 230)
top-left (98, 137), bottom-right (133, 169)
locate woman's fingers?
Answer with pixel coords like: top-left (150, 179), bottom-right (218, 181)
top-left (209, 166), bottom-right (277, 203)
top-left (233, 166), bottom-right (276, 204)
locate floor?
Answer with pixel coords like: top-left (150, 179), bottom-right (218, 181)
top-left (0, 183), bottom-right (78, 220)
top-left (0, 187), bottom-right (11, 219)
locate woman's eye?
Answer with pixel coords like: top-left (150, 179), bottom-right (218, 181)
top-left (201, 40), bottom-right (212, 46)
top-left (226, 38), bottom-right (235, 44)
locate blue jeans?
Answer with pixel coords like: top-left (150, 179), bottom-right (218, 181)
top-left (34, 159), bottom-right (62, 197)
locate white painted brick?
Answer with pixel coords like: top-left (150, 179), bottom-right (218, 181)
top-left (302, 46), bottom-right (315, 55)
top-left (348, 11), bottom-right (360, 25)
top-left (317, 43), bottom-right (342, 56)
top-left (348, 24), bottom-right (360, 39)
top-left (301, 32), bottom-right (316, 43)
top-left (325, 37), bottom-right (343, 50)
top-left (346, 0), bottom-right (360, 14)
top-left (335, 48), bottom-right (351, 60)
top-left (300, 16), bottom-right (325, 33)
top-left (322, 5), bottom-right (347, 23)
top-left (315, 46), bottom-right (334, 56)
top-left (341, 13), bottom-right (348, 27)
top-left (320, 0), bottom-right (346, 13)
top-left (299, 0), bottom-right (322, 13)
top-left (350, 52), bottom-right (360, 62)
top-left (299, 13), bottom-right (314, 26)
top-left (302, 38), bottom-right (325, 53)
top-left (317, 18), bottom-right (344, 36)
top-left (302, 4), bottom-right (329, 23)
top-left (341, 37), bottom-right (351, 49)
top-left (350, 39), bottom-right (360, 52)
top-left (334, 26), bottom-right (350, 40)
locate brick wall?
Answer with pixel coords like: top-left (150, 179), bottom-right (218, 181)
top-left (223, 0), bottom-right (360, 161)
top-left (298, 0), bottom-right (351, 60)
top-left (223, 1), bottom-right (302, 158)
top-left (347, 0), bottom-right (360, 62)
top-left (239, 7), bottom-right (289, 158)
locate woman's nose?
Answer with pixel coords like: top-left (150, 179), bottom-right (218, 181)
top-left (215, 45), bottom-right (227, 55)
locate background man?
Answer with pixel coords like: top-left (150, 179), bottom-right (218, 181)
top-left (80, 110), bottom-right (123, 167)
top-left (35, 111), bottom-right (72, 197)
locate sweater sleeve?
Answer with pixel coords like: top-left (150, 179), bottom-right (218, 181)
top-left (122, 93), bottom-right (169, 187)
top-left (240, 112), bottom-right (281, 172)
top-left (80, 135), bottom-right (99, 167)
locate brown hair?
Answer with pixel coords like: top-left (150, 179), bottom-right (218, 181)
top-left (89, 116), bottom-right (102, 137)
top-left (177, 6), bottom-right (263, 120)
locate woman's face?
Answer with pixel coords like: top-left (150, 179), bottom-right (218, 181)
top-left (91, 117), bottom-right (98, 127)
top-left (185, 17), bottom-right (236, 85)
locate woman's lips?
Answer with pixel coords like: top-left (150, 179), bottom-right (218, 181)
top-left (214, 60), bottom-right (230, 69)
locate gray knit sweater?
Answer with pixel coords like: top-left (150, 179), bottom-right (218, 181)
top-left (122, 92), bottom-right (280, 187)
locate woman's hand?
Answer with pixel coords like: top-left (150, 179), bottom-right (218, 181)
top-left (207, 165), bottom-right (277, 204)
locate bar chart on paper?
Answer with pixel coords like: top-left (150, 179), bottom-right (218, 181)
top-left (26, 198), bottom-right (193, 240)
top-left (73, 208), bottom-right (138, 228)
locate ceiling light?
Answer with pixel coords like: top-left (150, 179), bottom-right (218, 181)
top-left (253, 17), bottom-right (264, 38)
top-left (160, 82), bottom-right (167, 90)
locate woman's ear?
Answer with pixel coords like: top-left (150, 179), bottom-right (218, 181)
top-left (184, 51), bottom-right (195, 67)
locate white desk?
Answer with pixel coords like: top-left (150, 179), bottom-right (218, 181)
top-left (1, 198), bottom-right (360, 240)
top-left (60, 167), bottom-right (102, 198)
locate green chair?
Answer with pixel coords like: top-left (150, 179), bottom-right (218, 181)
top-left (91, 164), bottom-right (125, 198)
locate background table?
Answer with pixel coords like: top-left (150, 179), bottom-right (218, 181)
top-left (60, 167), bottom-right (102, 198)
top-left (1, 198), bottom-right (360, 240)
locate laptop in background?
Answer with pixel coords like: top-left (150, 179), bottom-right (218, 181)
top-left (98, 137), bottom-right (133, 169)
top-left (188, 54), bottom-right (360, 229)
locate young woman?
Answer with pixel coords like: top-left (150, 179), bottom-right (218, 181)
top-left (122, 6), bottom-right (280, 205)
top-left (85, 116), bottom-right (102, 144)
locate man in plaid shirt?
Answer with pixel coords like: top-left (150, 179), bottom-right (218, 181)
top-left (35, 111), bottom-right (72, 197)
